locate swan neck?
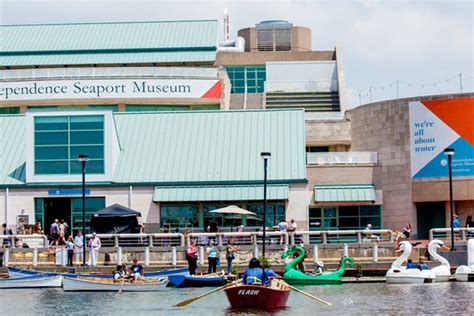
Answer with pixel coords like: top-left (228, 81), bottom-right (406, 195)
top-left (428, 243), bottom-right (449, 266)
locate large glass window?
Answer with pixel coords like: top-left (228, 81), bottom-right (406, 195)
top-left (0, 107), bottom-right (20, 114)
top-left (71, 197), bottom-right (106, 234)
top-left (160, 204), bottom-right (199, 229)
top-left (309, 206), bottom-right (382, 231)
top-left (34, 115), bottom-right (105, 175)
top-left (225, 66), bottom-right (266, 94)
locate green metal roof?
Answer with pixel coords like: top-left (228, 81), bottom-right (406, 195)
top-left (153, 184), bottom-right (289, 202)
top-left (0, 115), bottom-right (26, 185)
top-left (0, 109), bottom-right (306, 186)
top-left (314, 185), bottom-right (375, 202)
top-left (0, 20), bottom-right (218, 66)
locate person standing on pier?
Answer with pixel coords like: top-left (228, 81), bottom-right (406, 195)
top-left (88, 232), bottom-right (101, 266)
top-left (65, 236), bottom-right (74, 267)
top-left (74, 231), bottom-right (84, 265)
top-left (225, 239), bottom-right (238, 274)
top-left (206, 240), bottom-right (219, 274)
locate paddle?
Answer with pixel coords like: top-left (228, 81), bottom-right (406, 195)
top-left (174, 279), bottom-right (241, 307)
top-left (117, 278), bottom-right (125, 294)
top-left (287, 284), bottom-right (332, 306)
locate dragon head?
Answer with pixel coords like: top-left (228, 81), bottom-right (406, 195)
top-left (281, 245), bottom-right (304, 259)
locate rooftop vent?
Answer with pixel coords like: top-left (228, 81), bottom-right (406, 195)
top-left (256, 20), bottom-right (292, 52)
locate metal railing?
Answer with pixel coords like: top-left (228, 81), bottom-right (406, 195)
top-left (307, 152), bottom-right (378, 165)
top-left (429, 227), bottom-right (474, 241)
top-left (187, 232), bottom-right (289, 247)
top-left (290, 229), bottom-right (394, 245)
top-left (85, 233), bottom-right (185, 247)
top-left (304, 111), bottom-right (345, 121)
top-left (0, 234), bottom-right (48, 248)
top-left (265, 80), bottom-right (338, 93)
top-left (0, 67), bottom-right (220, 81)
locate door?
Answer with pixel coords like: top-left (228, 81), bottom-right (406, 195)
top-left (416, 202), bottom-right (446, 239)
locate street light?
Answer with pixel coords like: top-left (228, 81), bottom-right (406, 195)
top-left (78, 154), bottom-right (89, 266)
top-left (260, 152), bottom-right (271, 260)
top-left (443, 147), bottom-right (455, 251)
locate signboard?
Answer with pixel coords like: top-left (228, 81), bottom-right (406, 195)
top-left (409, 97), bottom-right (474, 179)
top-left (17, 215), bottom-right (29, 228)
top-left (0, 79), bottom-right (222, 101)
top-left (48, 189), bottom-right (91, 196)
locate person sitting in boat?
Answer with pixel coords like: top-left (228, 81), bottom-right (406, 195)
top-left (406, 259), bottom-right (417, 269)
top-left (242, 258), bottom-right (280, 286)
top-left (130, 259), bottom-right (144, 280)
top-left (417, 260), bottom-right (428, 271)
top-left (113, 265), bottom-right (127, 282)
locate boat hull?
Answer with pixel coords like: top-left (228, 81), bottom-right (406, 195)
top-left (224, 280), bottom-right (291, 309)
top-left (167, 274), bottom-right (226, 287)
top-left (62, 277), bottom-right (167, 291)
top-left (8, 266), bottom-right (188, 279)
top-left (0, 275), bottom-right (62, 289)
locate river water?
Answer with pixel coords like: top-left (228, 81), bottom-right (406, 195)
top-left (1, 282), bottom-right (472, 315)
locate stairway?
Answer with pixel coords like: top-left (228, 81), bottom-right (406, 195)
top-left (265, 91), bottom-right (340, 112)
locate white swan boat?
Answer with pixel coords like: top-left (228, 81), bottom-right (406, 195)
top-left (386, 241), bottom-right (436, 284)
top-left (62, 276), bottom-right (168, 291)
top-left (0, 274), bottom-right (62, 289)
top-left (427, 239), bottom-right (451, 282)
top-left (455, 238), bottom-right (474, 282)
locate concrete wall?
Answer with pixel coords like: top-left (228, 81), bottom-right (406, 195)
top-left (229, 93), bottom-right (263, 109)
top-left (305, 119), bottom-right (351, 146)
top-left (237, 26), bottom-right (311, 52)
top-left (349, 93), bottom-right (474, 234)
top-left (215, 51), bottom-right (335, 66)
top-left (286, 183), bottom-right (308, 230)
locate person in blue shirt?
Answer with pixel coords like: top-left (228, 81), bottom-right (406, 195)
top-left (417, 260), bottom-right (428, 271)
top-left (406, 259), bottom-right (417, 269)
top-left (242, 258), bottom-right (280, 285)
top-left (130, 259), bottom-right (144, 280)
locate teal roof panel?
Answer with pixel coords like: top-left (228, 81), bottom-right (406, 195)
top-left (0, 115), bottom-right (26, 185)
top-left (0, 51), bottom-right (216, 67)
top-left (314, 185), bottom-right (375, 202)
top-left (112, 109), bottom-right (306, 184)
top-left (153, 184), bottom-right (289, 202)
top-left (2, 20), bottom-right (218, 53)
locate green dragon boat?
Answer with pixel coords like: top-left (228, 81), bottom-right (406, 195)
top-left (281, 245), bottom-right (354, 285)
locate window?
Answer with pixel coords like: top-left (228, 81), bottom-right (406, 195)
top-left (71, 197), bottom-right (105, 234)
top-left (225, 66), bottom-right (266, 94)
top-left (0, 107), bottom-right (20, 114)
top-left (308, 206), bottom-right (382, 231)
top-left (34, 115), bottom-right (105, 175)
top-left (247, 203), bottom-right (285, 227)
top-left (306, 146), bottom-right (329, 153)
top-left (160, 204), bottom-right (199, 229)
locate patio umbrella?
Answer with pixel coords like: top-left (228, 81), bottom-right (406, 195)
top-left (208, 205), bottom-right (258, 231)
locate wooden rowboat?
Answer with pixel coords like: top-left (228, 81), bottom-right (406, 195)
top-left (0, 274), bottom-right (62, 289)
top-left (62, 276), bottom-right (168, 292)
top-left (224, 279), bottom-right (291, 309)
top-left (8, 266), bottom-right (188, 279)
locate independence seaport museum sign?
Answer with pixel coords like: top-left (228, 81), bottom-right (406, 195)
top-left (0, 79), bottom-right (222, 101)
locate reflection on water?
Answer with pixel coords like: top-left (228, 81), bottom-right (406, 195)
top-left (0, 283), bottom-right (472, 315)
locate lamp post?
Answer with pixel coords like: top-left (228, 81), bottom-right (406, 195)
top-left (260, 152), bottom-right (271, 260)
top-left (78, 154), bottom-right (89, 266)
top-left (443, 148), bottom-right (455, 251)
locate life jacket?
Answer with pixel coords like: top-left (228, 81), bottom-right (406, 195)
top-left (114, 270), bottom-right (125, 280)
top-left (406, 262), bottom-right (417, 269)
top-left (244, 268), bottom-right (267, 285)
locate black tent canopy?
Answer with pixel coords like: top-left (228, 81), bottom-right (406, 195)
top-left (90, 204), bottom-right (141, 234)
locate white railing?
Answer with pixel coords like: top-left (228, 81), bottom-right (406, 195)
top-left (429, 227), bottom-right (474, 241)
top-left (307, 152), bottom-right (378, 165)
top-left (86, 233), bottom-right (185, 247)
top-left (265, 80), bottom-right (337, 93)
top-left (304, 111), bottom-right (345, 121)
top-left (187, 232), bottom-right (289, 247)
top-left (0, 234), bottom-right (48, 248)
top-left (0, 67), bottom-right (220, 81)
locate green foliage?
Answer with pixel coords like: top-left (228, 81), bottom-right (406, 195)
top-left (231, 263), bottom-right (239, 275)
top-left (258, 255), bottom-right (271, 268)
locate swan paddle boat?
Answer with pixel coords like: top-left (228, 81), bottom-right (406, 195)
top-left (386, 241), bottom-right (436, 284)
top-left (8, 266), bottom-right (188, 279)
top-left (224, 278), bottom-right (291, 309)
top-left (167, 271), bottom-right (226, 287)
top-left (281, 245), bottom-right (354, 285)
top-left (62, 276), bottom-right (168, 291)
top-left (455, 238), bottom-right (474, 282)
top-left (427, 239), bottom-right (451, 282)
top-left (0, 274), bottom-right (62, 289)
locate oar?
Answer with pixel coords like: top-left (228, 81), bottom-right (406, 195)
top-left (117, 278), bottom-right (126, 294)
top-left (287, 284), bottom-right (332, 306)
top-left (174, 279), bottom-right (241, 307)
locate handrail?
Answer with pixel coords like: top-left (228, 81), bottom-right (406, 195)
top-left (429, 227), bottom-right (474, 241)
top-left (86, 233), bottom-right (185, 247)
top-left (288, 229), bottom-right (393, 244)
top-left (0, 234), bottom-right (48, 248)
top-left (307, 152), bottom-right (378, 165)
top-left (187, 231), bottom-right (289, 246)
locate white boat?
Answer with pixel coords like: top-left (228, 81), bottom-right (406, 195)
top-left (427, 239), bottom-right (451, 282)
top-left (0, 274), bottom-right (62, 289)
top-left (62, 276), bottom-right (168, 291)
top-left (386, 241), bottom-right (436, 284)
top-left (455, 238), bottom-right (474, 282)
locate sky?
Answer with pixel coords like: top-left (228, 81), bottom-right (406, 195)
top-left (1, 0), bottom-right (473, 108)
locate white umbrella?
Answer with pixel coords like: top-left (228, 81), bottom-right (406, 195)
top-left (208, 205), bottom-right (256, 215)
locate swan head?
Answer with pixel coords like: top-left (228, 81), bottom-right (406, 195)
top-left (430, 239), bottom-right (450, 251)
top-left (396, 241), bottom-right (412, 253)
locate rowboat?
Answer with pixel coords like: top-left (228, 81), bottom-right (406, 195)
top-left (167, 272), bottom-right (226, 287)
top-left (62, 276), bottom-right (168, 291)
top-left (8, 266), bottom-right (188, 279)
top-left (0, 274), bottom-right (62, 289)
top-left (224, 279), bottom-right (291, 309)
